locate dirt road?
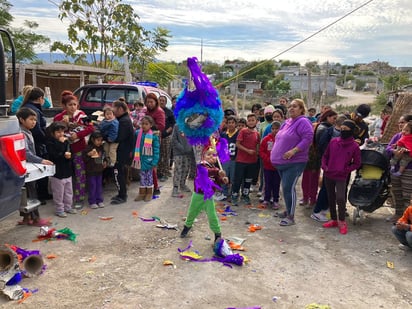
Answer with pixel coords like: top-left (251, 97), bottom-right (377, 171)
top-left (334, 87), bottom-right (376, 108)
top-left (0, 176), bottom-right (411, 309)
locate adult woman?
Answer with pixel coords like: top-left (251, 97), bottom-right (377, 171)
top-left (386, 114), bottom-right (412, 221)
top-left (11, 85), bottom-right (52, 114)
top-left (270, 99), bottom-right (314, 226)
top-left (54, 91), bottom-right (94, 209)
top-left (110, 99), bottom-right (134, 205)
top-left (21, 87), bottom-right (51, 203)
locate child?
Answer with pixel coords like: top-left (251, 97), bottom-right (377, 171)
top-left (220, 115), bottom-right (239, 200)
top-left (307, 107), bottom-right (317, 123)
top-left (99, 106), bottom-right (119, 167)
top-left (130, 100), bottom-right (146, 130)
top-left (16, 107), bottom-right (53, 226)
top-left (180, 146), bottom-right (229, 241)
top-left (46, 121), bottom-right (77, 218)
top-left (83, 131), bottom-right (106, 209)
top-left (54, 90), bottom-right (94, 209)
top-left (390, 122), bottom-right (412, 176)
top-left (171, 126), bottom-right (193, 197)
top-left (132, 116), bottom-right (160, 202)
top-left (237, 118), bottom-right (246, 130)
top-left (259, 121), bottom-right (281, 209)
top-left (392, 201), bottom-right (412, 250)
top-left (231, 113), bottom-right (260, 205)
top-left (322, 120), bottom-right (361, 234)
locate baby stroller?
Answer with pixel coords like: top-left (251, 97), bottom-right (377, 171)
top-left (348, 141), bottom-right (390, 225)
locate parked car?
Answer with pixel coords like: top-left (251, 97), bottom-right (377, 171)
top-left (73, 82), bottom-right (172, 116)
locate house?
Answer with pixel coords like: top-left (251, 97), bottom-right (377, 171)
top-left (6, 63), bottom-right (125, 105)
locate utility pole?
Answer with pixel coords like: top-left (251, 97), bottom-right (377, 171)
top-left (320, 61), bottom-right (328, 109)
top-left (232, 64), bottom-right (239, 115)
top-left (307, 69), bottom-right (312, 107)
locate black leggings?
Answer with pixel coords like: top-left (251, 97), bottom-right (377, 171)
top-left (324, 176), bottom-right (348, 221)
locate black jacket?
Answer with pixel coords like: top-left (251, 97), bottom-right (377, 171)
top-left (46, 138), bottom-right (73, 179)
top-left (115, 112), bottom-right (134, 165)
top-left (161, 107), bottom-right (176, 138)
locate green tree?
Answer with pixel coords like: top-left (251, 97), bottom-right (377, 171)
top-left (146, 62), bottom-right (177, 88)
top-left (382, 73), bottom-right (412, 91)
top-left (50, 0), bottom-right (170, 71)
top-left (127, 26), bottom-right (171, 80)
top-left (0, 0), bottom-right (50, 62)
top-left (280, 60), bottom-right (300, 67)
top-left (265, 74), bottom-right (290, 96)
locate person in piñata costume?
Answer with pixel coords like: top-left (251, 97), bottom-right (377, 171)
top-left (174, 57), bottom-right (229, 242)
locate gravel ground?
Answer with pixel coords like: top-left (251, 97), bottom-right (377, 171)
top-left (0, 175), bottom-right (411, 309)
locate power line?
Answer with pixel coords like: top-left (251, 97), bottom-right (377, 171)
top-left (215, 0), bottom-right (375, 88)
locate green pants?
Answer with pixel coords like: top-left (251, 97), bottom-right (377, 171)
top-left (185, 192), bottom-right (221, 234)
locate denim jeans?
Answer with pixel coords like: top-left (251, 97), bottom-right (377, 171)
top-left (392, 225), bottom-right (412, 247)
top-left (222, 160), bottom-right (236, 196)
top-left (276, 162), bottom-right (306, 218)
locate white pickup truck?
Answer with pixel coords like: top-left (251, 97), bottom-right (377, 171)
top-left (0, 29), bottom-right (54, 220)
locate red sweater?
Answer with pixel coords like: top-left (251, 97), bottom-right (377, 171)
top-left (146, 107), bottom-right (165, 132)
top-left (260, 134), bottom-right (276, 171)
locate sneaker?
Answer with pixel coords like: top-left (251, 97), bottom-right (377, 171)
top-left (311, 212), bottom-right (328, 222)
top-left (272, 202), bottom-right (280, 210)
top-left (56, 212), bottom-right (67, 218)
top-left (398, 244), bottom-right (411, 250)
top-left (261, 201), bottom-right (269, 208)
top-left (65, 208), bottom-right (77, 214)
top-left (391, 171), bottom-right (402, 177)
top-left (74, 203), bottom-right (83, 210)
top-left (242, 195), bottom-right (251, 205)
top-left (97, 202), bottom-right (105, 208)
top-left (323, 220), bottom-right (338, 228)
top-left (90, 204), bottom-right (98, 209)
top-left (299, 199), bottom-right (308, 206)
top-left (180, 225), bottom-right (191, 238)
top-left (259, 196), bottom-right (264, 202)
top-left (181, 185), bottom-right (192, 192)
top-left (338, 221), bottom-right (348, 234)
top-left (172, 187), bottom-right (180, 197)
top-left (110, 197), bottom-right (127, 205)
top-left (153, 188), bottom-right (161, 196)
top-left (214, 192), bottom-right (226, 201)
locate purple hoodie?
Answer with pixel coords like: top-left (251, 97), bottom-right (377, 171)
top-left (322, 136), bottom-right (361, 181)
top-left (270, 115), bottom-right (314, 165)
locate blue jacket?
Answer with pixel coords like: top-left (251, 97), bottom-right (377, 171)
top-left (322, 136), bottom-right (361, 181)
top-left (99, 118), bottom-right (119, 142)
top-left (11, 95), bottom-right (51, 114)
top-left (134, 130), bottom-right (160, 171)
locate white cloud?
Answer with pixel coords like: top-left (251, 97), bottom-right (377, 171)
top-left (9, 0), bottom-right (412, 66)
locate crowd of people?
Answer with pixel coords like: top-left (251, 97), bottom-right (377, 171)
top-left (12, 86), bottom-right (412, 249)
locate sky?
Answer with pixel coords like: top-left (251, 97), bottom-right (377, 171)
top-left (9, 0), bottom-right (412, 67)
